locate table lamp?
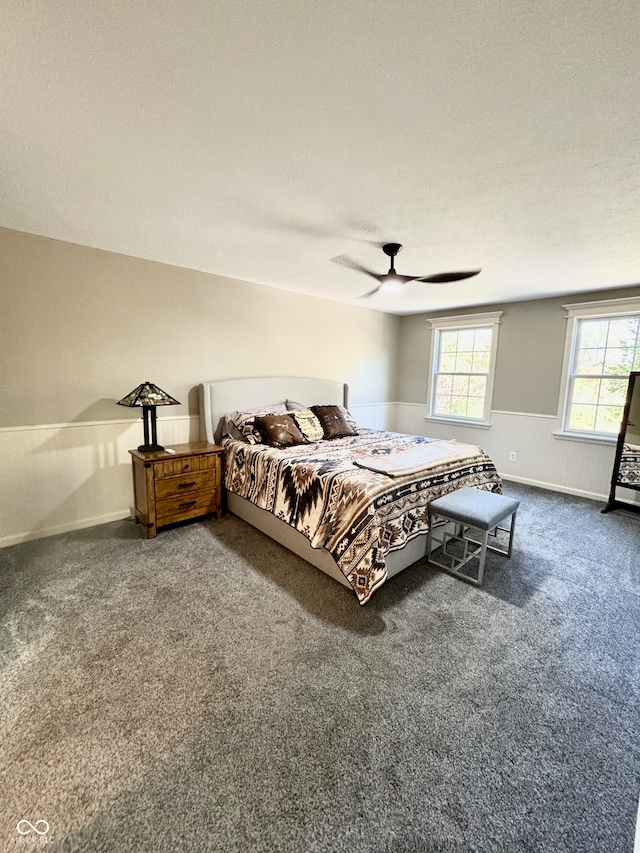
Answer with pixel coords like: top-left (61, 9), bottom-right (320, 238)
top-left (117, 381), bottom-right (180, 452)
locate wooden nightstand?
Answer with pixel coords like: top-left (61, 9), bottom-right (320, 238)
top-left (129, 442), bottom-right (223, 538)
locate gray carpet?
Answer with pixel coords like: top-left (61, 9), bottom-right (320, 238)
top-left (0, 482), bottom-right (638, 852)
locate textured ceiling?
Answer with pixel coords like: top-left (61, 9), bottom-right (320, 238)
top-left (2, 0), bottom-right (639, 315)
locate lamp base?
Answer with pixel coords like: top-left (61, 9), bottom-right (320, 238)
top-left (137, 443), bottom-right (165, 453)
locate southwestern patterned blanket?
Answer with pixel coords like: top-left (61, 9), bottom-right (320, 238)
top-left (224, 429), bottom-right (502, 604)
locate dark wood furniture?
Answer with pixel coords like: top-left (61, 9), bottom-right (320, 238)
top-left (129, 442), bottom-right (223, 538)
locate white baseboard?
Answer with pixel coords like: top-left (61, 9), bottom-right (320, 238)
top-left (499, 473), bottom-right (607, 503)
top-left (0, 509), bottom-right (131, 548)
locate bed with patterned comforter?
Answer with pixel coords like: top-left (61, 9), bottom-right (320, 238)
top-left (224, 428), bottom-right (502, 604)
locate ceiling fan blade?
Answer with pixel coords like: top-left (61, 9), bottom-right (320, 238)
top-left (331, 254), bottom-right (382, 281)
top-left (416, 270), bottom-right (482, 284)
top-left (358, 285), bottom-right (382, 298)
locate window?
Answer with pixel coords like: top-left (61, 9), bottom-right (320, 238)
top-left (427, 312), bottom-right (502, 426)
top-left (559, 297), bottom-right (640, 440)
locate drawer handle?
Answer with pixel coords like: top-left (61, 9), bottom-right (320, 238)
top-left (178, 500), bottom-right (197, 509)
top-left (178, 481), bottom-right (196, 488)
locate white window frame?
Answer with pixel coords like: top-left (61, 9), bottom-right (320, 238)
top-left (426, 312), bottom-right (502, 428)
top-left (555, 295), bottom-right (640, 444)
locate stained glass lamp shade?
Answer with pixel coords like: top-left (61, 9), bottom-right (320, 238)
top-left (117, 381), bottom-right (180, 452)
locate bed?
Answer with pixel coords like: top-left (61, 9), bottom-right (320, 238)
top-left (199, 377), bottom-right (502, 604)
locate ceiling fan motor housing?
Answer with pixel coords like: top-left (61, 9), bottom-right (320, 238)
top-left (382, 243), bottom-right (402, 258)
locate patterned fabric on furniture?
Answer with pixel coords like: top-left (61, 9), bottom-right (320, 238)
top-left (291, 409), bottom-right (324, 442)
top-left (311, 405), bottom-right (358, 439)
top-left (229, 405), bottom-right (288, 444)
top-left (256, 414), bottom-right (306, 447)
top-left (619, 443), bottom-right (640, 485)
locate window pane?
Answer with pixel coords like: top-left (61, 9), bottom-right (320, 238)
top-left (573, 378), bottom-right (600, 404)
top-left (457, 330), bottom-right (474, 351)
top-left (599, 377), bottom-right (629, 405)
top-left (603, 347), bottom-right (634, 375)
top-left (439, 353), bottom-right (456, 373)
top-left (579, 319), bottom-right (608, 348)
top-left (576, 348), bottom-right (605, 375)
top-left (594, 406), bottom-right (624, 433)
top-left (607, 317), bottom-right (638, 348)
top-left (435, 394), bottom-right (452, 415)
top-left (569, 404), bottom-right (596, 431)
top-left (451, 375), bottom-right (469, 396)
top-left (436, 375), bottom-right (453, 394)
top-left (471, 352), bottom-right (489, 372)
top-left (450, 396), bottom-right (468, 416)
top-left (469, 375), bottom-right (487, 397)
top-left (473, 328), bottom-right (492, 351)
top-left (467, 397), bottom-right (485, 419)
top-left (440, 330), bottom-right (458, 353)
top-left (455, 352), bottom-right (473, 372)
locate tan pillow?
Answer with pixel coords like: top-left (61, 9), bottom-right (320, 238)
top-left (292, 409), bottom-right (324, 442)
top-left (311, 405), bottom-right (358, 439)
top-left (255, 414), bottom-right (306, 447)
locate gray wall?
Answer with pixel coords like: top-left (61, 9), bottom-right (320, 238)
top-left (0, 228), bottom-right (399, 427)
top-left (397, 286), bottom-right (640, 415)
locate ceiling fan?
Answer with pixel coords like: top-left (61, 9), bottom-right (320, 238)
top-left (345, 243), bottom-right (481, 298)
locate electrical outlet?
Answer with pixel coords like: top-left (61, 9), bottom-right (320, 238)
top-left (509, 451), bottom-right (517, 462)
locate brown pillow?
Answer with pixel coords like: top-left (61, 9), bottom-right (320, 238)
top-left (229, 405), bottom-right (287, 444)
top-left (311, 405), bottom-right (358, 439)
top-left (255, 414), bottom-right (306, 447)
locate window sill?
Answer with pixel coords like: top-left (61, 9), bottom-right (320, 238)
top-left (553, 430), bottom-right (617, 446)
top-left (424, 416), bottom-right (491, 430)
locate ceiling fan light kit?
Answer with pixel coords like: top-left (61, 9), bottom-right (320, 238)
top-left (379, 276), bottom-right (404, 294)
top-left (345, 242), bottom-right (481, 298)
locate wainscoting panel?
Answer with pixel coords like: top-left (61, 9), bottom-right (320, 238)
top-left (350, 403), bottom-right (396, 430)
top-left (0, 416), bottom-right (199, 547)
top-left (395, 403), bottom-right (623, 502)
top-left (2, 403), bottom-right (633, 548)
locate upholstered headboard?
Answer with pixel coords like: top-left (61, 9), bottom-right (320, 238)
top-left (199, 377), bottom-right (348, 443)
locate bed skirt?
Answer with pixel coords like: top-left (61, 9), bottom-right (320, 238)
top-left (227, 491), bottom-right (428, 590)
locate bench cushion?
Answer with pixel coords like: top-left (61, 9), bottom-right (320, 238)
top-left (429, 487), bottom-right (519, 531)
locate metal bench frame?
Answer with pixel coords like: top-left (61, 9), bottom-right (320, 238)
top-left (426, 499), bottom-right (518, 586)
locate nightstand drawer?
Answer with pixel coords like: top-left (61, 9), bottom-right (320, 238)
top-left (155, 470), bottom-right (215, 500)
top-left (156, 489), bottom-right (218, 525)
top-left (156, 455), bottom-right (216, 477)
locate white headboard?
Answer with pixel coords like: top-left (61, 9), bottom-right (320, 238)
top-left (199, 377), bottom-right (348, 443)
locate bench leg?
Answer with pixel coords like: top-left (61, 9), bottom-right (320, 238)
top-left (476, 529), bottom-right (489, 586)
